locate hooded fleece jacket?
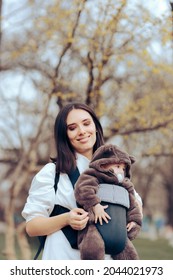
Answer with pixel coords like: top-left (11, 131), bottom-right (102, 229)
top-left (74, 144), bottom-right (142, 260)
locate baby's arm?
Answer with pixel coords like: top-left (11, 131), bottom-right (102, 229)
top-left (93, 203), bottom-right (111, 225)
top-left (126, 221), bottom-right (137, 232)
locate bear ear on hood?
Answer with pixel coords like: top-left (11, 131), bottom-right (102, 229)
top-left (129, 155), bottom-right (136, 164)
top-left (91, 144), bottom-right (114, 162)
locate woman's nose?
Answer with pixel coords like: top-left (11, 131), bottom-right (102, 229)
top-left (78, 126), bottom-right (86, 134)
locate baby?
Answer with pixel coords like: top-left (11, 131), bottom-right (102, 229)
top-left (74, 144), bottom-right (142, 260)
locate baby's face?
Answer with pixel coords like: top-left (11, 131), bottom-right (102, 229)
top-left (103, 163), bottom-right (126, 175)
top-left (103, 163), bottom-right (126, 182)
top-left (109, 163), bottom-right (126, 175)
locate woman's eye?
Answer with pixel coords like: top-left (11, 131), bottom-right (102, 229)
top-left (68, 126), bottom-right (76, 131)
top-left (84, 121), bottom-right (90, 126)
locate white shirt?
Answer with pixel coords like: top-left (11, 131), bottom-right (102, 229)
top-left (22, 153), bottom-right (141, 260)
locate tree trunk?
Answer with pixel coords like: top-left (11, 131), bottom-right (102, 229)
top-left (4, 198), bottom-right (16, 259)
top-left (16, 222), bottom-right (32, 259)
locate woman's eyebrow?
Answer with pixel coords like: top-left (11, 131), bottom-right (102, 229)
top-left (67, 118), bottom-right (90, 127)
top-left (67, 122), bottom-right (76, 127)
top-left (82, 118), bottom-right (91, 122)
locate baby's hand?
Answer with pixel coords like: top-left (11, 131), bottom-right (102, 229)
top-left (127, 221), bottom-right (136, 232)
top-left (93, 203), bottom-right (111, 225)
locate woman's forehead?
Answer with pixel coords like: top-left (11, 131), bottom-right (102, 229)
top-left (66, 109), bottom-right (92, 124)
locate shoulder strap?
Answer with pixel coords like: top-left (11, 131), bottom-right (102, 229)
top-left (54, 167), bottom-right (79, 193)
top-left (68, 167), bottom-right (80, 188)
top-left (54, 172), bottom-right (60, 193)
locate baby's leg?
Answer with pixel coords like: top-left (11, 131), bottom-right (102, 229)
top-left (112, 238), bottom-right (139, 260)
top-left (79, 224), bottom-right (105, 260)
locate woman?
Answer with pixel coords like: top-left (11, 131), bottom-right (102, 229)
top-left (22, 102), bottom-right (142, 260)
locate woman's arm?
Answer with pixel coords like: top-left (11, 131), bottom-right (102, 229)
top-left (26, 208), bottom-right (89, 237)
top-left (22, 163), bottom-right (89, 237)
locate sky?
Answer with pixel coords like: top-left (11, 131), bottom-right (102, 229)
top-left (2, 0), bottom-right (171, 28)
top-left (141, 0), bottom-right (170, 15)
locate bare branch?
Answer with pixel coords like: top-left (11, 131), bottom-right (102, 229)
top-left (142, 153), bottom-right (173, 158)
top-left (85, 52), bottom-right (94, 105)
top-left (53, 0), bottom-right (87, 80)
top-left (112, 118), bottom-right (173, 135)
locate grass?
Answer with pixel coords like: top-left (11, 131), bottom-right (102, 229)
top-left (133, 238), bottom-right (173, 260)
top-left (0, 234), bottom-right (173, 260)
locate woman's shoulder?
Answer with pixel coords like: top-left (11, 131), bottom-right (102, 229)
top-left (22, 163), bottom-right (57, 220)
top-left (30, 162), bottom-right (56, 193)
top-left (36, 162), bottom-right (56, 176)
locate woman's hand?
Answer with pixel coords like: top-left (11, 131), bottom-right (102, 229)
top-left (93, 203), bottom-right (111, 225)
top-left (68, 208), bottom-right (89, 230)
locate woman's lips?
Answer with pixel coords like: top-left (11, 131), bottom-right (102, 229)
top-left (77, 136), bottom-right (90, 142)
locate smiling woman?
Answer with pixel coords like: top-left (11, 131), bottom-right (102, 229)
top-left (21, 102), bottom-right (105, 260)
top-left (66, 109), bottom-right (97, 160)
top-left (21, 102), bottom-right (143, 260)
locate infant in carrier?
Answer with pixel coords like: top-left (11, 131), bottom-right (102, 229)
top-left (74, 144), bottom-right (142, 260)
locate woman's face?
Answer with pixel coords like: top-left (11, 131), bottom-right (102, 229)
top-left (66, 109), bottom-right (97, 159)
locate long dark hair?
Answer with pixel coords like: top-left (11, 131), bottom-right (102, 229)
top-left (53, 102), bottom-right (104, 174)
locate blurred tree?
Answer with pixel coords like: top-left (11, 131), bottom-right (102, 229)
top-left (161, 157), bottom-right (173, 227)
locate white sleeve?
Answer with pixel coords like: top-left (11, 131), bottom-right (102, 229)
top-left (21, 163), bottom-right (56, 222)
top-left (134, 190), bottom-right (143, 205)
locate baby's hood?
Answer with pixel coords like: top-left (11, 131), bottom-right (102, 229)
top-left (90, 144), bottom-right (135, 178)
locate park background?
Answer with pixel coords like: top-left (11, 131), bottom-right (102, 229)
top-left (0, 0), bottom-right (173, 260)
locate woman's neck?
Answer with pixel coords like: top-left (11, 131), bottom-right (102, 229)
top-left (82, 150), bottom-right (93, 160)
